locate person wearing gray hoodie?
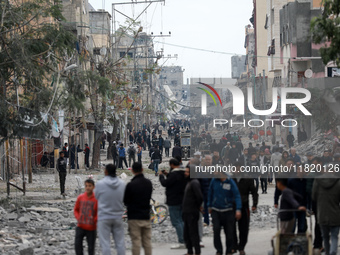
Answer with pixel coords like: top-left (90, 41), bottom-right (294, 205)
top-left (95, 164), bottom-right (126, 255)
top-left (312, 169), bottom-right (340, 255)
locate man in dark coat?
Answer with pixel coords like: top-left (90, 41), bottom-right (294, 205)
top-left (159, 159), bottom-right (187, 249)
top-left (232, 162), bottom-right (258, 254)
top-left (287, 132), bottom-right (295, 148)
top-left (228, 143), bottom-right (240, 165)
top-left (182, 164), bottom-right (203, 255)
top-left (111, 141), bottom-right (118, 166)
top-left (172, 144), bottom-right (182, 158)
top-left (57, 151), bottom-right (67, 196)
top-left (124, 162), bottom-right (153, 255)
top-left (313, 169), bottom-right (340, 255)
top-left (84, 144), bottom-right (90, 168)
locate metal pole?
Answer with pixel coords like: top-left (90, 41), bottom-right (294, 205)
top-left (263, 70), bottom-right (267, 141)
top-left (54, 148), bottom-right (58, 183)
top-left (74, 114), bottom-right (78, 174)
top-left (68, 112), bottom-right (71, 174)
top-left (6, 140), bottom-right (10, 196)
top-left (112, 0), bottom-right (164, 5)
top-left (113, 4), bottom-right (117, 61)
top-left (28, 139), bottom-right (32, 184)
top-left (20, 139), bottom-right (24, 186)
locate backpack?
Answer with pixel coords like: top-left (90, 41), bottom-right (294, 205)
top-left (129, 146), bottom-right (136, 156)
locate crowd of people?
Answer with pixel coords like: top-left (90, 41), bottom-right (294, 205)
top-left (60, 123), bottom-right (340, 255)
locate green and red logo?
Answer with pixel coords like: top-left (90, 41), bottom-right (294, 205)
top-left (197, 82), bottom-right (222, 115)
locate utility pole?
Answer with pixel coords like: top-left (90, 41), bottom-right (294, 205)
top-left (112, 0), bottom-right (165, 61)
top-left (6, 140), bottom-right (10, 196)
top-left (28, 139), bottom-right (32, 184)
top-left (262, 69), bottom-right (267, 141)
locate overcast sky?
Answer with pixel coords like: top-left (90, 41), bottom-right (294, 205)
top-left (89, 0), bottom-right (253, 80)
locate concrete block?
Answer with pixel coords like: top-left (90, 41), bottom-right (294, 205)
top-left (19, 247), bottom-right (34, 255)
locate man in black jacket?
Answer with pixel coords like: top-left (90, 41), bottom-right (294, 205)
top-left (62, 143), bottom-right (69, 166)
top-left (57, 151), bottom-right (67, 196)
top-left (232, 162), bottom-right (258, 255)
top-left (111, 141), bottom-right (118, 166)
top-left (172, 144), bottom-right (182, 158)
top-left (238, 149), bottom-right (249, 167)
top-left (212, 149), bottom-right (224, 165)
top-left (124, 162), bottom-right (153, 255)
top-left (229, 143), bottom-right (240, 165)
top-left (258, 150), bottom-right (270, 194)
top-left (182, 163), bottom-right (203, 255)
top-left (247, 143), bottom-right (256, 157)
top-left (151, 145), bottom-right (162, 176)
top-left (159, 158), bottom-right (187, 249)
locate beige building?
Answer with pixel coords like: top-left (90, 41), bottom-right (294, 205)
top-left (253, 0), bottom-right (272, 78)
top-left (89, 9), bottom-right (111, 63)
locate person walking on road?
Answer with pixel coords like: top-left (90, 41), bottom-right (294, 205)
top-left (287, 132), bottom-right (295, 148)
top-left (127, 142), bottom-right (136, 167)
top-left (228, 143), bottom-right (240, 165)
top-left (62, 143), bottom-right (69, 166)
top-left (118, 144), bottom-right (128, 170)
top-left (151, 145), bottom-right (162, 176)
top-left (208, 173), bottom-right (242, 255)
top-left (232, 162), bottom-right (258, 255)
top-left (289, 148), bottom-right (301, 165)
top-left (74, 179), bottom-right (98, 255)
top-left (95, 164), bottom-right (126, 255)
top-left (111, 141), bottom-right (118, 166)
top-left (137, 144), bottom-right (142, 164)
top-left (258, 150), bottom-right (270, 194)
top-left (312, 168), bottom-right (340, 255)
top-left (182, 163), bottom-right (203, 255)
top-left (248, 153), bottom-right (260, 192)
top-left (164, 137), bottom-right (171, 157)
top-left (84, 144), bottom-right (90, 169)
top-left (159, 158), bottom-right (187, 249)
top-left (57, 151), bottom-right (67, 196)
top-left (158, 135), bottom-right (164, 155)
top-left (172, 143), bottom-right (182, 158)
top-left (124, 162), bottom-right (153, 255)
top-left (276, 178), bottom-right (306, 234)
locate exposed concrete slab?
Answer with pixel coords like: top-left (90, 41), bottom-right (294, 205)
top-left (27, 207), bottom-right (63, 213)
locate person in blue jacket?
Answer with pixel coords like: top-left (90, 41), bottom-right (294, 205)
top-left (208, 174), bottom-right (242, 255)
top-left (118, 144), bottom-right (128, 169)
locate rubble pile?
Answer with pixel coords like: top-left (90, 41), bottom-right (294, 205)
top-left (0, 199), bottom-right (278, 254)
top-left (0, 200), bottom-right (183, 255)
top-left (295, 133), bottom-right (333, 156)
top-left (250, 205), bottom-right (277, 229)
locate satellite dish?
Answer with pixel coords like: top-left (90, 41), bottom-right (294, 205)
top-left (100, 47), bottom-right (107, 56)
top-left (304, 69), bottom-right (313, 78)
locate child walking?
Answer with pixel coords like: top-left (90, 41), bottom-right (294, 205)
top-left (276, 178), bottom-right (306, 234)
top-left (74, 179), bottom-right (98, 255)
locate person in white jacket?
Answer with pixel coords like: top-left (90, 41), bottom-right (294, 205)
top-left (95, 164), bottom-right (126, 255)
top-left (270, 147), bottom-right (282, 184)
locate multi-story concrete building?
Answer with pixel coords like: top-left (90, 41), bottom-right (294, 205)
top-left (252, 0), bottom-right (271, 78)
top-left (244, 26), bottom-right (256, 77)
top-left (160, 66), bottom-right (184, 101)
top-left (89, 9), bottom-right (111, 63)
top-left (266, 0), bottom-right (294, 86)
top-left (278, 0), bottom-right (340, 139)
top-left (61, 0), bottom-right (91, 70)
top-left (280, 0), bottom-right (323, 86)
top-left (231, 55), bottom-right (247, 79)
